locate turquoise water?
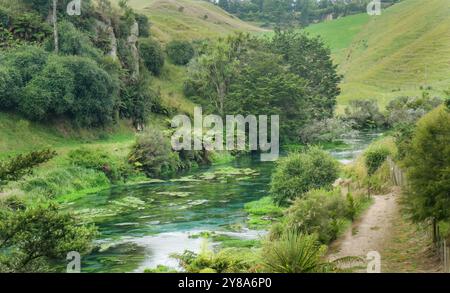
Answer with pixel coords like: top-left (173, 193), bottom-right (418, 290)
top-left (69, 132), bottom-right (382, 272)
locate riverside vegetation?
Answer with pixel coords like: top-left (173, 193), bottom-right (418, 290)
top-left (0, 0), bottom-right (449, 273)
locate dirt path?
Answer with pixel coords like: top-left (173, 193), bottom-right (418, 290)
top-left (329, 189), bottom-right (399, 261)
top-left (328, 187), bottom-right (441, 272)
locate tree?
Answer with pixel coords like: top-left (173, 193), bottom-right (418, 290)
top-left (184, 34), bottom-right (248, 115)
top-left (138, 38), bottom-right (164, 76)
top-left (21, 55), bottom-right (117, 127)
top-left (0, 198), bottom-right (96, 272)
top-left (269, 30), bottom-right (342, 119)
top-left (270, 147), bottom-right (339, 205)
top-left (0, 150), bottom-right (57, 186)
top-left (0, 66), bottom-right (22, 110)
top-left (226, 50), bottom-right (309, 142)
top-left (166, 40), bottom-right (195, 65)
top-left (120, 74), bottom-right (160, 129)
top-left (2, 45), bottom-right (49, 84)
top-left (50, 21), bottom-right (102, 59)
top-left (344, 99), bottom-right (386, 129)
top-left (363, 145), bottom-right (390, 197)
top-left (128, 128), bottom-right (178, 177)
top-left (404, 105), bottom-right (450, 243)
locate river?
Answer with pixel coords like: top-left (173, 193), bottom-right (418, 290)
top-left (68, 131), bottom-right (382, 272)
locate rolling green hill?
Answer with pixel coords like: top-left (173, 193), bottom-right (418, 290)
top-left (305, 0), bottom-right (450, 110)
top-left (113, 0), bottom-right (266, 43)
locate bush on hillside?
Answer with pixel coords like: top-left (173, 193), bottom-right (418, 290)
top-left (20, 55), bottom-right (117, 127)
top-left (166, 40), bottom-right (195, 65)
top-left (136, 14), bottom-right (150, 37)
top-left (270, 147), bottom-right (339, 205)
top-left (139, 38), bottom-right (164, 75)
top-left (45, 21), bottom-right (102, 59)
top-left (0, 66), bottom-right (22, 109)
top-left (2, 45), bottom-right (49, 83)
top-left (128, 128), bottom-right (179, 177)
top-left (9, 12), bottom-right (51, 43)
top-left (120, 75), bottom-right (161, 128)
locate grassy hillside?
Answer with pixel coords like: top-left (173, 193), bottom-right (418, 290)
top-left (0, 0), bottom-right (266, 160)
top-left (113, 0), bottom-right (266, 43)
top-left (112, 0), bottom-right (267, 115)
top-left (305, 0), bottom-right (450, 109)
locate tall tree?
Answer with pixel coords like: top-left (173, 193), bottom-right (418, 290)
top-left (404, 105), bottom-right (450, 242)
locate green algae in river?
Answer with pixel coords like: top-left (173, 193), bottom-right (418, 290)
top-left (67, 132), bottom-right (383, 272)
top-left (156, 191), bottom-right (192, 197)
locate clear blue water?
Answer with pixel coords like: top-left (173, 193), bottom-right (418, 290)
top-left (68, 132), bottom-right (381, 272)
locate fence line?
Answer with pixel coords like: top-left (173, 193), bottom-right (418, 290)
top-left (388, 157), bottom-right (449, 272)
top-left (387, 157), bottom-right (406, 187)
top-left (433, 226), bottom-right (450, 273)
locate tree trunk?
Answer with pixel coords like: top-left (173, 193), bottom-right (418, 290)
top-left (52, 0), bottom-right (58, 53)
top-left (432, 218), bottom-right (438, 244)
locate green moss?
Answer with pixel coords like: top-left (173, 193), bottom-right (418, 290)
top-left (244, 196), bottom-right (284, 229)
top-left (144, 265), bottom-right (178, 273)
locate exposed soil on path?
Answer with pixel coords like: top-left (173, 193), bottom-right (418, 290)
top-left (329, 189), bottom-right (399, 260)
top-left (328, 187), bottom-right (441, 272)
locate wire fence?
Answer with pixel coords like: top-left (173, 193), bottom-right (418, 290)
top-left (434, 226), bottom-right (450, 273)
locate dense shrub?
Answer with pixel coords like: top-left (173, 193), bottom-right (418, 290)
top-left (166, 40), bottom-right (195, 65)
top-left (386, 94), bottom-right (442, 127)
top-left (128, 128), bottom-right (179, 177)
top-left (67, 148), bottom-right (133, 183)
top-left (2, 45), bottom-right (49, 83)
top-left (20, 56), bottom-right (75, 120)
top-left (173, 247), bottom-right (256, 273)
top-left (298, 117), bottom-right (357, 144)
top-left (136, 14), bottom-right (150, 37)
top-left (343, 137), bottom-right (397, 195)
top-left (21, 55), bottom-right (117, 126)
top-left (281, 189), bottom-right (349, 244)
top-left (46, 21), bottom-right (102, 59)
top-left (344, 100), bottom-right (386, 129)
top-left (0, 66), bottom-right (22, 109)
top-left (364, 146), bottom-right (391, 177)
top-left (9, 12), bottom-right (51, 43)
top-left (120, 75), bottom-right (161, 128)
top-left (139, 38), bottom-right (164, 75)
top-left (270, 147), bottom-right (339, 205)
top-left (0, 198), bottom-right (96, 272)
